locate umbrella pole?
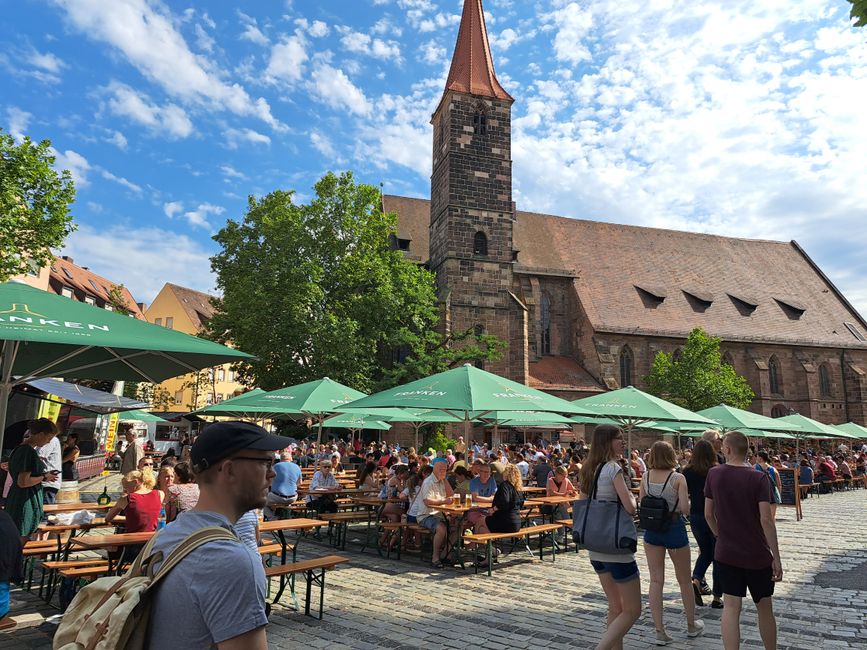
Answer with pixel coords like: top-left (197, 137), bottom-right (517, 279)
top-left (0, 340), bottom-right (19, 454)
top-left (316, 416), bottom-right (324, 447)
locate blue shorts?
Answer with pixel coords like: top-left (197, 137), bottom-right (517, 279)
top-left (591, 560), bottom-right (640, 583)
top-left (643, 517), bottom-right (689, 549)
top-left (406, 515), bottom-right (417, 524)
top-left (0, 580), bottom-right (9, 618)
top-left (420, 513), bottom-right (445, 532)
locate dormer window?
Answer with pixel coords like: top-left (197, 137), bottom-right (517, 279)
top-left (774, 297), bottom-right (806, 320)
top-left (473, 231), bottom-right (488, 256)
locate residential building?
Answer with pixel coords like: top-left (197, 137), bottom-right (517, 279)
top-left (49, 256), bottom-right (145, 318)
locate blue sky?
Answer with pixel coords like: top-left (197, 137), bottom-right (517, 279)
top-left (4, 0), bottom-right (867, 317)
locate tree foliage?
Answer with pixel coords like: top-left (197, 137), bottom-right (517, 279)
top-left (0, 130), bottom-right (76, 281)
top-left (124, 382), bottom-right (174, 411)
top-left (645, 328), bottom-right (755, 412)
top-left (106, 284), bottom-right (131, 315)
top-left (849, 1), bottom-right (867, 26)
top-left (207, 172), bottom-right (504, 393)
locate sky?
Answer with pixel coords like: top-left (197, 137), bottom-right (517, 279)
top-left (4, 0), bottom-right (867, 317)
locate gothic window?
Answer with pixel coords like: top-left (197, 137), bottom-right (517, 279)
top-left (771, 404), bottom-right (787, 418)
top-left (818, 363), bottom-right (832, 397)
top-left (540, 294), bottom-right (551, 356)
top-left (473, 108), bottom-right (488, 135)
top-left (722, 352), bottom-right (734, 368)
top-left (620, 345), bottom-right (634, 388)
top-left (768, 356), bottom-right (782, 395)
top-left (439, 115), bottom-right (446, 148)
top-left (473, 231), bottom-right (488, 256)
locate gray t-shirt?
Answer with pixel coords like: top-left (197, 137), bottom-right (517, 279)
top-left (146, 511), bottom-right (268, 648)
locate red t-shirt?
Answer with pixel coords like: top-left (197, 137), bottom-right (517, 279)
top-left (124, 490), bottom-right (162, 533)
top-left (704, 464), bottom-right (772, 570)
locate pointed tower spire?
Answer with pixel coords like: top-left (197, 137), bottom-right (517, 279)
top-left (444, 0), bottom-right (513, 101)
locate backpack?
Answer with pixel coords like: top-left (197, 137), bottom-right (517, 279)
top-left (639, 472), bottom-right (678, 532)
top-left (53, 526), bottom-right (236, 650)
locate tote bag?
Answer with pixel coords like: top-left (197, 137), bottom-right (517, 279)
top-left (572, 463), bottom-right (638, 554)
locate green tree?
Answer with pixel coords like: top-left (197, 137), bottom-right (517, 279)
top-left (645, 328), bottom-right (755, 411)
top-left (207, 171), bottom-right (504, 392)
top-left (849, 1), bottom-right (866, 26)
top-left (124, 382), bottom-right (174, 411)
top-left (0, 130), bottom-right (76, 281)
top-left (181, 370), bottom-right (216, 411)
top-left (106, 284), bottom-right (131, 315)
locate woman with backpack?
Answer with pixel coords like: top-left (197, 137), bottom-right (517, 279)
top-left (754, 451), bottom-right (782, 519)
top-left (578, 425), bottom-right (641, 650)
top-left (640, 441), bottom-right (704, 645)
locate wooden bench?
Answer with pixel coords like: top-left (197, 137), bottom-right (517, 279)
top-left (376, 522), bottom-right (432, 561)
top-left (58, 564), bottom-right (112, 580)
top-left (318, 512), bottom-right (375, 550)
top-left (264, 555), bottom-right (349, 619)
top-left (22, 540), bottom-right (61, 591)
top-left (39, 558), bottom-right (107, 601)
top-left (463, 523), bottom-right (566, 576)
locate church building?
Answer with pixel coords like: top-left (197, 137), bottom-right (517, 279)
top-left (382, 0), bottom-right (867, 426)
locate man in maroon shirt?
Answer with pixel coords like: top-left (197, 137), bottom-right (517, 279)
top-left (705, 431), bottom-right (782, 650)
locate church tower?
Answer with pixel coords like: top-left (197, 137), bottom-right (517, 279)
top-left (429, 0), bottom-right (527, 382)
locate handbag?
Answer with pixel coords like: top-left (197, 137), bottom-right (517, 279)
top-left (572, 463), bottom-right (638, 555)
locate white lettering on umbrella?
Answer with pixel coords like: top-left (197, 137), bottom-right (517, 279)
top-left (7, 316), bottom-right (32, 323)
top-left (65, 322), bottom-right (84, 329)
top-left (88, 324), bottom-right (110, 331)
top-left (395, 390), bottom-right (447, 397)
top-left (39, 319), bottom-right (61, 326)
top-left (264, 395), bottom-right (295, 400)
top-left (492, 393), bottom-right (542, 400)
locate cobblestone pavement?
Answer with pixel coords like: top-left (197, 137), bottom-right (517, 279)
top-left (2, 489), bottom-right (865, 649)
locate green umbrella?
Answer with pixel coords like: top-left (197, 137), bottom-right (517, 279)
top-left (342, 364), bottom-right (592, 417)
top-left (696, 405), bottom-right (804, 434)
top-left (834, 422), bottom-right (867, 440)
top-left (570, 386), bottom-right (717, 453)
top-left (119, 409), bottom-right (170, 423)
top-left (776, 413), bottom-right (841, 437)
top-left (219, 378), bottom-right (368, 444)
top-left (323, 413), bottom-right (391, 443)
top-left (475, 410), bottom-right (575, 448)
top-left (0, 282), bottom-right (252, 451)
top-left (680, 428), bottom-right (795, 439)
top-left (191, 388), bottom-right (269, 418)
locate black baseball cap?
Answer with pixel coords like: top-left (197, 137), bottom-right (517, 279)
top-left (191, 421), bottom-right (288, 472)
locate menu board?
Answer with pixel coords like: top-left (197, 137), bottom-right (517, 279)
top-left (777, 467), bottom-right (802, 521)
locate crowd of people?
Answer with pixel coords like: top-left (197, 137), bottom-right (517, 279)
top-left (1, 416), bottom-right (865, 648)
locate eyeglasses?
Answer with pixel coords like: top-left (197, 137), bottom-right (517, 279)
top-left (230, 456), bottom-right (276, 469)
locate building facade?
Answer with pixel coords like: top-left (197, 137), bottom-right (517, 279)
top-left (383, 0), bottom-right (867, 426)
top-left (144, 283), bottom-right (246, 411)
top-left (48, 256), bottom-right (145, 318)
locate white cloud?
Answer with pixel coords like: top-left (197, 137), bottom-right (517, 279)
top-left (239, 13), bottom-right (269, 46)
top-left (339, 29), bottom-right (402, 62)
top-left (310, 131), bottom-right (337, 159)
top-left (105, 130), bottom-right (128, 150)
top-left (223, 127), bottom-right (271, 149)
top-left (100, 168), bottom-right (142, 194)
top-left (194, 23), bottom-right (215, 53)
top-left (547, 2), bottom-right (592, 65)
top-left (163, 201), bottom-right (183, 218)
top-left (52, 148), bottom-right (90, 186)
top-left (265, 35), bottom-right (308, 84)
top-left (54, 0), bottom-right (283, 131)
top-left (61, 223), bottom-right (217, 303)
top-left (309, 20), bottom-right (329, 38)
top-left (309, 63), bottom-right (371, 116)
top-left (27, 49), bottom-right (65, 74)
top-left (419, 40), bottom-right (445, 66)
top-left (220, 164), bottom-right (247, 180)
top-left (183, 202), bottom-right (224, 229)
top-left (6, 107), bottom-right (32, 141)
top-left (104, 81), bottom-right (193, 139)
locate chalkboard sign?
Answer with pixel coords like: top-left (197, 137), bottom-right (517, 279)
top-left (777, 468), bottom-right (802, 521)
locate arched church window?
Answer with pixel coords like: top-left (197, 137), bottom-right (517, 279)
top-left (722, 351), bottom-right (735, 368)
top-left (620, 345), bottom-right (634, 388)
top-left (818, 363), bottom-right (832, 397)
top-left (768, 356), bottom-right (782, 395)
top-left (771, 404), bottom-right (787, 418)
top-left (473, 231), bottom-right (488, 256)
top-left (473, 109), bottom-right (487, 135)
top-left (540, 294), bottom-right (551, 355)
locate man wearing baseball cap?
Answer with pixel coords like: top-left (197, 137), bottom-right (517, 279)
top-left (146, 421), bottom-right (287, 649)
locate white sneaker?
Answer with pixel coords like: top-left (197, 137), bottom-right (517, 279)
top-left (687, 620), bottom-right (705, 638)
top-left (655, 630), bottom-right (673, 646)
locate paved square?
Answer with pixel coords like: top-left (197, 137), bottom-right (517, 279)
top-left (3, 490), bottom-right (865, 649)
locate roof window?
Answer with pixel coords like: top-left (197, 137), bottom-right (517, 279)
top-left (774, 298), bottom-right (806, 320)
top-left (89, 279), bottom-right (103, 294)
top-left (683, 289), bottom-right (713, 313)
top-left (634, 284), bottom-right (666, 309)
top-left (844, 322), bottom-right (866, 341)
top-left (728, 292), bottom-right (758, 316)
top-left (62, 267), bottom-right (73, 280)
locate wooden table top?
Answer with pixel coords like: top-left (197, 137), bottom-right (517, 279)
top-left (351, 497), bottom-right (403, 506)
top-left (520, 486), bottom-right (547, 494)
top-left (525, 495), bottom-right (577, 505)
top-left (258, 518), bottom-right (327, 533)
top-left (39, 517), bottom-right (117, 533)
top-left (71, 531), bottom-right (154, 549)
top-left (44, 502), bottom-right (113, 513)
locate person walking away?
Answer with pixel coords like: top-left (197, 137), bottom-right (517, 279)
top-left (264, 450), bottom-right (301, 519)
top-left (681, 440), bottom-right (721, 608)
top-left (37, 428), bottom-right (62, 505)
top-left (577, 425), bottom-right (641, 650)
top-left (640, 441), bottom-right (704, 645)
top-left (754, 451), bottom-right (782, 519)
top-left (705, 431), bottom-right (783, 650)
top-left (146, 421), bottom-right (286, 649)
top-left (5, 419), bottom-right (59, 544)
top-left (119, 424), bottom-right (144, 476)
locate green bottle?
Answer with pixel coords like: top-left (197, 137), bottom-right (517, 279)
top-left (96, 484), bottom-right (111, 506)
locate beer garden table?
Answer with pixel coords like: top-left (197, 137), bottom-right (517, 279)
top-left (70, 531), bottom-right (155, 573)
top-left (43, 502), bottom-right (113, 514)
top-left (259, 518), bottom-right (327, 605)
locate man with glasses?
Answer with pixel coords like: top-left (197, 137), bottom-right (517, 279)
top-left (147, 421), bottom-right (286, 650)
top-left (306, 459), bottom-right (340, 514)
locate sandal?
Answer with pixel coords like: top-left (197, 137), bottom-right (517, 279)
top-left (692, 580), bottom-right (705, 607)
top-left (431, 560), bottom-right (444, 569)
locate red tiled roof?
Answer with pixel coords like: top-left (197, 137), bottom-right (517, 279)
top-left (385, 194), bottom-right (867, 349)
top-left (443, 0), bottom-right (512, 102)
top-left (49, 257), bottom-right (144, 319)
top-left (165, 283), bottom-right (216, 331)
top-left (528, 356), bottom-right (606, 393)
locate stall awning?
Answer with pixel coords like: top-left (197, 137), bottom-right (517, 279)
top-left (21, 378), bottom-right (149, 414)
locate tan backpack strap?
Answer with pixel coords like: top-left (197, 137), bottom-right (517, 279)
top-left (127, 532), bottom-right (162, 578)
top-left (148, 527), bottom-right (238, 587)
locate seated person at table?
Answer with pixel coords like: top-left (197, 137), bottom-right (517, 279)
top-left (466, 462), bottom-right (497, 528)
top-left (264, 450), bottom-right (301, 520)
top-left (411, 459), bottom-right (455, 569)
top-left (533, 456), bottom-right (553, 487)
top-left (306, 460), bottom-right (340, 514)
top-left (450, 465), bottom-right (472, 495)
top-left (546, 465), bottom-right (578, 527)
top-left (106, 468), bottom-right (163, 533)
top-left (330, 454), bottom-right (345, 476)
top-left (165, 462), bottom-right (200, 523)
top-left (798, 459), bottom-right (814, 498)
top-left (473, 464), bottom-right (525, 561)
top-left (358, 462), bottom-right (381, 496)
top-left (815, 455), bottom-right (836, 488)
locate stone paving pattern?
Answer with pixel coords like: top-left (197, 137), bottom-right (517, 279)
top-left (2, 488), bottom-right (865, 649)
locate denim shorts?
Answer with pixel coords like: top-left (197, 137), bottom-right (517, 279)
top-left (406, 515), bottom-right (417, 524)
top-left (590, 560), bottom-right (640, 583)
top-left (420, 513), bottom-right (445, 532)
top-left (0, 580), bottom-right (9, 618)
top-left (643, 517), bottom-right (689, 549)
